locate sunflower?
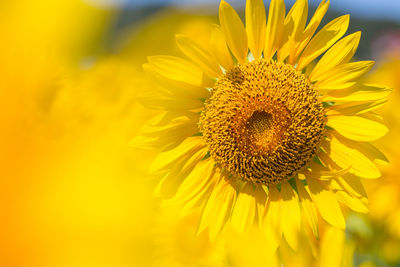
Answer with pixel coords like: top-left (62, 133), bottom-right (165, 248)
top-left (132, 0), bottom-right (390, 250)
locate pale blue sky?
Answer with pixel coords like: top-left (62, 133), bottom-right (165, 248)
top-left (88, 0), bottom-right (400, 22)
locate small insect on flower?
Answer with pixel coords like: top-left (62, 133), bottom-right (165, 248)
top-left (131, 0), bottom-right (391, 251)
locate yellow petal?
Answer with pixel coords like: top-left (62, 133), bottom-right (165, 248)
top-left (305, 164), bottom-right (352, 181)
top-left (310, 32), bottom-right (361, 81)
top-left (128, 135), bottom-right (158, 150)
top-left (129, 113), bottom-right (199, 151)
top-left (255, 185), bottom-right (268, 226)
top-left (263, 186), bottom-right (282, 252)
top-left (278, 0), bottom-right (308, 62)
top-left (142, 63), bottom-right (209, 99)
top-left (316, 61), bottom-right (375, 91)
top-left (148, 55), bottom-right (205, 87)
top-left (149, 136), bottom-right (205, 173)
top-left (231, 182), bottom-right (257, 233)
top-left (264, 0), bottom-right (285, 60)
top-left (153, 146), bottom-right (208, 198)
top-left (327, 130), bottom-right (388, 168)
top-left (174, 159), bottom-right (216, 203)
top-left (209, 24), bottom-right (234, 70)
top-left (219, 0), bottom-right (248, 64)
top-left (307, 178), bottom-right (345, 229)
top-left (304, 0), bottom-right (330, 36)
top-left (335, 190), bottom-right (368, 213)
top-left (297, 15), bottom-right (349, 70)
top-left (327, 99), bottom-right (387, 116)
top-left (326, 134), bottom-right (381, 179)
top-left (246, 0), bottom-right (266, 59)
top-left (353, 141), bottom-right (389, 166)
top-left (296, 0), bottom-right (330, 59)
top-left (171, 159), bottom-right (217, 216)
top-left (335, 174), bottom-right (367, 199)
top-left (327, 115), bottom-right (388, 142)
top-left (296, 180), bottom-right (319, 238)
top-left (280, 181), bottom-right (300, 250)
top-left (286, 0), bottom-right (308, 42)
top-left (319, 226), bottom-right (345, 267)
top-left (138, 85), bottom-right (205, 111)
top-left (322, 84), bottom-right (392, 103)
top-left (199, 178), bottom-right (237, 240)
top-left (177, 173), bottom-right (219, 218)
top-left (176, 34), bottom-right (222, 78)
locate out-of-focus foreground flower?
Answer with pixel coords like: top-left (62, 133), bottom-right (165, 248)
top-left (132, 0), bottom-right (390, 254)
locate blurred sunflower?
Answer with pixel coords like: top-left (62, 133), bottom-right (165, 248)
top-left (132, 0), bottom-right (390, 250)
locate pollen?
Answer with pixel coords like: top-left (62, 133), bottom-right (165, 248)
top-left (200, 60), bottom-right (327, 184)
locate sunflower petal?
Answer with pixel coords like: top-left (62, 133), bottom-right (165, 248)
top-left (297, 15), bottom-right (349, 70)
top-left (336, 174), bottom-right (367, 199)
top-left (176, 34), bottom-right (222, 77)
top-left (322, 84), bottom-right (392, 103)
top-left (138, 91), bottom-right (204, 111)
top-left (326, 134), bottom-right (381, 179)
top-left (307, 178), bottom-right (345, 229)
top-left (327, 99), bottom-right (387, 115)
top-left (304, 0), bottom-right (330, 36)
top-left (231, 182), bottom-right (257, 233)
top-left (278, 0), bottom-right (308, 62)
top-left (335, 190), bottom-right (368, 213)
top-left (319, 226), bottom-right (345, 267)
top-left (199, 178), bottom-right (237, 240)
top-left (246, 0), bottom-right (266, 59)
top-left (281, 181), bottom-right (300, 250)
top-left (153, 146), bottom-right (208, 198)
top-left (129, 113), bottom-right (199, 151)
top-left (310, 32), bottom-right (361, 81)
top-left (296, 0), bottom-right (330, 58)
top-left (327, 115), bottom-right (388, 142)
top-left (174, 159), bottom-right (216, 203)
top-left (316, 61), bottom-right (375, 91)
top-left (149, 136), bottom-right (205, 173)
top-left (171, 159), bottom-right (217, 216)
top-left (263, 186), bottom-right (282, 252)
top-left (296, 180), bottom-right (319, 238)
top-left (142, 63), bottom-right (209, 99)
top-left (264, 0), bottom-right (285, 60)
top-left (148, 55), bottom-right (205, 87)
top-left (287, 0), bottom-right (308, 42)
top-left (209, 24), bottom-right (234, 70)
top-left (354, 141), bottom-right (389, 166)
top-left (307, 165), bottom-right (352, 181)
top-left (177, 173), bottom-right (220, 218)
top-left (255, 185), bottom-right (268, 226)
top-left (219, 0), bottom-right (248, 64)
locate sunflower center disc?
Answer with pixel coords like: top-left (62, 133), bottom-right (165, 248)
top-left (200, 60), bottom-right (327, 184)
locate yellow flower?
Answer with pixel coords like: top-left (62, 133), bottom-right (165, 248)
top-left (132, 0), bottom-right (390, 251)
